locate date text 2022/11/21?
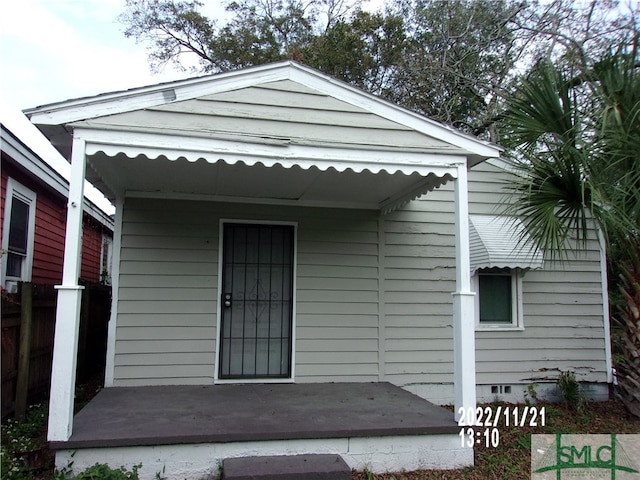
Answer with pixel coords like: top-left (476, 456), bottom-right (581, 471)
top-left (458, 406), bottom-right (547, 448)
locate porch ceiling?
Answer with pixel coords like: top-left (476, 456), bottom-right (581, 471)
top-left (86, 149), bottom-right (456, 212)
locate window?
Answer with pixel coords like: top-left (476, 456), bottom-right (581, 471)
top-left (2, 179), bottom-right (37, 288)
top-left (100, 235), bottom-right (113, 285)
top-left (474, 268), bottom-right (523, 330)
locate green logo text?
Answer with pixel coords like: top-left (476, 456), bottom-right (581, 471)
top-left (532, 434), bottom-right (639, 479)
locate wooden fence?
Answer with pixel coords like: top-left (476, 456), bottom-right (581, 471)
top-left (1, 282), bottom-right (111, 420)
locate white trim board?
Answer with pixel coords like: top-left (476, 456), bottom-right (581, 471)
top-left (79, 128), bottom-right (465, 177)
top-left (104, 197), bottom-right (124, 387)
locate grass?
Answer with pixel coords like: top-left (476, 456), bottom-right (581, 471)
top-left (3, 393), bottom-right (639, 479)
top-left (352, 400), bottom-right (640, 480)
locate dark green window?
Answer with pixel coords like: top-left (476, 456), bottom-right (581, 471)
top-left (479, 270), bottom-right (512, 324)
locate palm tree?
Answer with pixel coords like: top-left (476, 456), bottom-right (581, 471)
top-left (499, 41), bottom-right (640, 416)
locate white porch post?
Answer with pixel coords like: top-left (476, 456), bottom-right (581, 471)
top-left (452, 163), bottom-right (477, 423)
top-left (48, 136), bottom-right (86, 442)
top-left (104, 197), bottom-right (123, 387)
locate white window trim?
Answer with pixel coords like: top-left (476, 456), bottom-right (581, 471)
top-left (2, 178), bottom-right (37, 289)
top-left (473, 268), bottom-right (524, 331)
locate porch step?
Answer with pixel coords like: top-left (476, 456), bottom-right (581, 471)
top-left (222, 454), bottom-right (351, 480)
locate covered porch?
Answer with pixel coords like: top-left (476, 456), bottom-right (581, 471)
top-left (52, 382), bottom-right (467, 478)
top-left (25, 61), bottom-right (503, 478)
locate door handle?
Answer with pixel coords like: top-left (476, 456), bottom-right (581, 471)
top-left (223, 293), bottom-right (232, 308)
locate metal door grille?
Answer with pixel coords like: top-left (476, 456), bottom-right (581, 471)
top-left (219, 224), bottom-right (294, 379)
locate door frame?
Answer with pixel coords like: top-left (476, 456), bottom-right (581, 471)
top-left (214, 219), bottom-right (298, 384)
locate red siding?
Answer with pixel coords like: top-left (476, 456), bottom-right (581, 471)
top-left (1, 157), bottom-right (111, 285)
top-left (32, 188), bottom-right (67, 284)
top-left (81, 220), bottom-right (104, 283)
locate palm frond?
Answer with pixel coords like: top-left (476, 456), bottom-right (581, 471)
top-left (501, 61), bottom-right (579, 154)
top-left (500, 44), bottom-right (640, 262)
top-left (505, 147), bottom-right (594, 260)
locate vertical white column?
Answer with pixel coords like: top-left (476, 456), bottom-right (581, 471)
top-left (377, 214), bottom-right (386, 382)
top-left (104, 197), bottom-right (123, 387)
top-left (48, 136), bottom-right (86, 442)
top-left (452, 163), bottom-right (477, 424)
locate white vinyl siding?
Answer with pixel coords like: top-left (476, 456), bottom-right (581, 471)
top-left (75, 80), bottom-right (462, 155)
top-left (113, 198), bottom-right (381, 386)
top-left (469, 161), bottom-right (607, 385)
top-left (112, 159), bottom-right (608, 392)
top-left (381, 160), bottom-right (606, 388)
top-left (114, 199), bottom-right (218, 386)
top-left (285, 211), bottom-right (380, 382)
top-left (382, 199), bottom-right (456, 386)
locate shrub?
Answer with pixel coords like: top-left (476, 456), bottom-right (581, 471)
top-left (557, 370), bottom-right (587, 414)
top-left (56, 463), bottom-right (141, 480)
top-left (1, 402), bottom-right (50, 479)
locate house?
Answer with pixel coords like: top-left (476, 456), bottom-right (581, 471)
top-left (1, 123), bottom-right (114, 418)
top-left (24, 61), bottom-right (611, 478)
top-left (1, 123), bottom-right (114, 291)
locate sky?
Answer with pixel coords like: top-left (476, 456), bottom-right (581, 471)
top-left (1, 0), bottom-right (383, 214)
top-left (0, 0), bottom-right (209, 214)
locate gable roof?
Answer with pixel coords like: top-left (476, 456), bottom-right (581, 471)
top-left (25, 61), bottom-right (501, 165)
top-left (24, 61), bottom-right (503, 212)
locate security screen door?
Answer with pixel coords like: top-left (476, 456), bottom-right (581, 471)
top-left (219, 223), bottom-right (294, 379)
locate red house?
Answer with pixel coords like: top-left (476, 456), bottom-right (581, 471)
top-left (1, 123), bottom-right (114, 291)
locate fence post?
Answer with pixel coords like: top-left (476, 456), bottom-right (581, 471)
top-left (15, 283), bottom-right (33, 420)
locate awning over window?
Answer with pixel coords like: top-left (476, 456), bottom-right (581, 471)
top-left (469, 215), bottom-right (543, 273)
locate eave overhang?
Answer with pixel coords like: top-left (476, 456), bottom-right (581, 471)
top-left (76, 127), bottom-right (462, 214)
